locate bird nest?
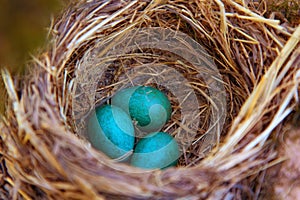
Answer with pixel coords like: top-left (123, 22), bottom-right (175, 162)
top-left (1, 0), bottom-right (300, 199)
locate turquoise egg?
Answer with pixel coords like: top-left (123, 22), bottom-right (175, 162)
top-left (87, 104), bottom-right (135, 159)
top-left (130, 132), bottom-right (180, 169)
top-left (112, 86), bottom-right (172, 132)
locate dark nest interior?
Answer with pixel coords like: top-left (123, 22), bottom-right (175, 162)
top-left (0, 0), bottom-right (300, 199)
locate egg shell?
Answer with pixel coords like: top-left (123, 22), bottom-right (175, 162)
top-left (87, 104), bottom-right (135, 159)
top-left (112, 86), bottom-right (172, 132)
top-left (130, 132), bottom-right (180, 169)
top-left (111, 86), bottom-right (140, 114)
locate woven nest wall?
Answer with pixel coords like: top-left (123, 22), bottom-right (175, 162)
top-left (1, 0), bottom-right (300, 199)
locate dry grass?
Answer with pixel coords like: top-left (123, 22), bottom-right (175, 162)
top-left (0, 0), bottom-right (299, 199)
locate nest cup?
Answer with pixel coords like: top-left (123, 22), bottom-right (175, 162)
top-left (1, 0), bottom-right (300, 199)
top-left (73, 27), bottom-right (227, 164)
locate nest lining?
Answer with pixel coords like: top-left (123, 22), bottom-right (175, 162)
top-left (0, 0), bottom-right (299, 199)
top-left (71, 27), bottom-right (229, 168)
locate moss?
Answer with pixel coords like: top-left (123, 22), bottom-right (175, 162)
top-left (267, 0), bottom-right (300, 25)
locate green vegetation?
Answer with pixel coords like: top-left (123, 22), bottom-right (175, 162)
top-left (0, 0), bottom-right (63, 113)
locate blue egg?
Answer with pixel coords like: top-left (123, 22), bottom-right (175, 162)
top-left (87, 104), bottom-right (135, 159)
top-left (112, 86), bottom-right (172, 132)
top-left (130, 132), bottom-right (180, 169)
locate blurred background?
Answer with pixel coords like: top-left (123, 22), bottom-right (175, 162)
top-left (0, 0), bottom-right (64, 113)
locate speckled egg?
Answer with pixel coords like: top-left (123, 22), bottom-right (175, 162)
top-left (130, 132), bottom-right (180, 169)
top-left (111, 86), bottom-right (172, 132)
top-left (87, 104), bottom-right (135, 159)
